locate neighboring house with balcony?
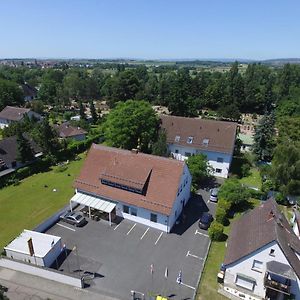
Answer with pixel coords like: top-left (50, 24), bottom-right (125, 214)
top-left (0, 106), bottom-right (41, 129)
top-left (0, 134), bottom-right (43, 177)
top-left (160, 115), bottom-right (237, 178)
top-left (71, 144), bottom-right (191, 232)
top-left (222, 199), bottom-right (300, 300)
top-left (55, 122), bottom-right (87, 141)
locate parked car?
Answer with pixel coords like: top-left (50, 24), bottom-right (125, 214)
top-left (198, 212), bottom-right (213, 230)
top-left (60, 211), bottom-right (86, 227)
top-left (210, 188), bottom-right (219, 202)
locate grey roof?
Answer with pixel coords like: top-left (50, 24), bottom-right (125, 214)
top-left (0, 134), bottom-right (42, 166)
top-left (0, 106), bottom-right (30, 121)
top-left (224, 199), bottom-right (300, 279)
top-left (266, 261), bottom-right (296, 280)
top-left (55, 122), bottom-right (87, 138)
top-left (21, 84), bottom-right (37, 98)
top-left (160, 115), bottom-right (237, 154)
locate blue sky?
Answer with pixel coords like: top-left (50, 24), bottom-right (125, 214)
top-left (1, 0), bottom-right (299, 60)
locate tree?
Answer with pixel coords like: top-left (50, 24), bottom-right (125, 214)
top-left (89, 100), bottom-right (98, 124)
top-left (186, 154), bottom-right (212, 188)
top-left (79, 101), bottom-right (86, 120)
top-left (218, 178), bottom-right (250, 207)
top-left (0, 79), bottom-right (24, 110)
top-left (37, 80), bottom-right (57, 104)
top-left (36, 117), bottom-right (59, 155)
top-left (271, 143), bottom-right (300, 196)
top-left (152, 129), bottom-right (168, 157)
top-left (253, 112), bottom-right (276, 162)
top-left (103, 100), bottom-right (158, 152)
top-left (16, 130), bottom-right (34, 163)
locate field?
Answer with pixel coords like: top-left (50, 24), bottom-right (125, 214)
top-left (0, 155), bottom-right (85, 249)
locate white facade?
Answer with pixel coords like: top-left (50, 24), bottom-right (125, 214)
top-left (115, 164), bottom-right (191, 232)
top-left (224, 241), bottom-right (300, 300)
top-left (168, 144), bottom-right (232, 178)
top-left (4, 230), bottom-right (62, 267)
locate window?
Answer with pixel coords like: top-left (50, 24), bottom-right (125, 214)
top-left (235, 274), bottom-right (256, 291)
top-left (130, 207), bottom-right (137, 216)
top-left (217, 157), bottom-right (224, 163)
top-left (187, 136), bottom-right (193, 144)
top-left (269, 249), bottom-right (275, 256)
top-left (202, 138), bottom-right (209, 146)
top-left (185, 152), bottom-right (191, 157)
top-left (215, 168), bottom-right (222, 173)
top-left (123, 205), bottom-right (129, 214)
top-left (150, 213), bottom-right (157, 223)
top-left (175, 135), bottom-right (180, 142)
top-left (175, 149), bottom-right (179, 154)
top-left (252, 260), bottom-right (263, 272)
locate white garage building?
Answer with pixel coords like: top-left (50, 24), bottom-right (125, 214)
top-left (72, 144), bottom-right (192, 232)
top-left (4, 230), bottom-right (62, 267)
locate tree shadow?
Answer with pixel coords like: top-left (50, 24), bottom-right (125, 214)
top-left (170, 194), bottom-right (208, 235)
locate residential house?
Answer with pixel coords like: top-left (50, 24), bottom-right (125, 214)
top-left (222, 199), bottom-right (300, 300)
top-left (160, 115), bottom-right (237, 178)
top-left (20, 83), bottom-right (37, 102)
top-left (0, 106), bottom-right (41, 129)
top-left (0, 134), bottom-right (42, 176)
top-left (71, 144), bottom-right (192, 232)
top-left (56, 122), bottom-right (87, 141)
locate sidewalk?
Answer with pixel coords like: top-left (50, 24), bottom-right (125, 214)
top-left (0, 267), bottom-right (119, 300)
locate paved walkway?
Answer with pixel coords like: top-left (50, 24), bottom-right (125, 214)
top-left (0, 267), bottom-right (119, 300)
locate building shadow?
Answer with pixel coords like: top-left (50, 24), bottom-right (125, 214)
top-left (170, 193), bottom-right (209, 235)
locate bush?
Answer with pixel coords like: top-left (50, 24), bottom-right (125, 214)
top-left (208, 221), bottom-right (224, 241)
top-left (215, 207), bottom-right (228, 225)
top-left (241, 163), bottom-right (251, 177)
top-left (218, 198), bottom-right (232, 212)
top-left (55, 164), bottom-right (68, 173)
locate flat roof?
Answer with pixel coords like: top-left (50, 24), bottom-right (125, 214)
top-left (71, 192), bottom-right (116, 213)
top-left (4, 230), bottom-right (61, 258)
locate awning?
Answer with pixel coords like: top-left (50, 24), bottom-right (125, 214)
top-left (71, 192), bottom-right (116, 213)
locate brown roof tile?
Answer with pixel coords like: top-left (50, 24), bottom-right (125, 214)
top-left (160, 115), bottom-right (237, 154)
top-left (57, 123), bottom-right (87, 138)
top-left (224, 199), bottom-right (300, 279)
top-left (0, 106), bottom-right (31, 121)
top-left (74, 144), bottom-right (186, 215)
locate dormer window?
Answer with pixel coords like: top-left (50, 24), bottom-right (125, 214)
top-left (187, 136), bottom-right (193, 144)
top-left (202, 138), bottom-right (209, 146)
top-left (175, 135), bottom-right (180, 142)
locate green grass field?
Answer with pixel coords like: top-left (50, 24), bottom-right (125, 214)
top-left (239, 168), bottom-right (262, 189)
top-left (0, 155), bottom-right (85, 249)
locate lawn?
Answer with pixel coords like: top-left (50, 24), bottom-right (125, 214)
top-left (0, 155), bottom-right (85, 249)
top-left (196, 199), bottom-right (260, 300)
top-left (239, 168), bottom-right (262, 189)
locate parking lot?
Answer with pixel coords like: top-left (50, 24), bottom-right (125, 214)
top-left (46, 190), bottom-right (217, 300)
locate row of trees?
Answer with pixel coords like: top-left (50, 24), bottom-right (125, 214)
top-left (1, 63), bottom-right (300, 119)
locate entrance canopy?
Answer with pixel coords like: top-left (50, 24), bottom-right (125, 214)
top-left (71, 192), bottom-right (116, 213)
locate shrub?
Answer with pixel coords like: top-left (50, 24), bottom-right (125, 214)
top-left (208, 221), bottom-right (224, 241)
top-left (55, 164), bottom-right (68, 173)
top-left (218, 198), bottom-right (232, 213)
top-left (215, 207), bottom-right (228, 225)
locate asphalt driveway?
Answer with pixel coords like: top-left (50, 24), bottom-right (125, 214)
top-left (46, 192), bottom-right (215, 300)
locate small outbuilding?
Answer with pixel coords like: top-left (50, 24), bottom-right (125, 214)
top-left (4, 230), bottom-right (62, 267)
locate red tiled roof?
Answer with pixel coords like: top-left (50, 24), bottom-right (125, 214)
top-left (160, 115), bottom-right (237, 154)
top-left (74, 144), bottom-right (186, 215)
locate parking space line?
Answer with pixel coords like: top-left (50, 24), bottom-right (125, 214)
top-left (195, 229), bottom-right (209, 237)
top-left (127, 223), bottom-right (136, 235)
top-left (155, 232), bottom-right (163, 245)
top-left (113, 223), bottom-right (121, 231)
top-left (57, 223), bottom-right (76, 232)
top-left (140, 227), bottom-right (150, 240)
top-left (181, 282), bottom-right (196, 290)
top-left (186, 250), bottom-right (203, 260)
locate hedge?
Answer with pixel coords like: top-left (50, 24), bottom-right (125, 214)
top-left (208, 221), bottom-right (224, 241)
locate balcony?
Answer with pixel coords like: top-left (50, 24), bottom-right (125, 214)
top-left (264, 273), bottom-right (291, 295)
